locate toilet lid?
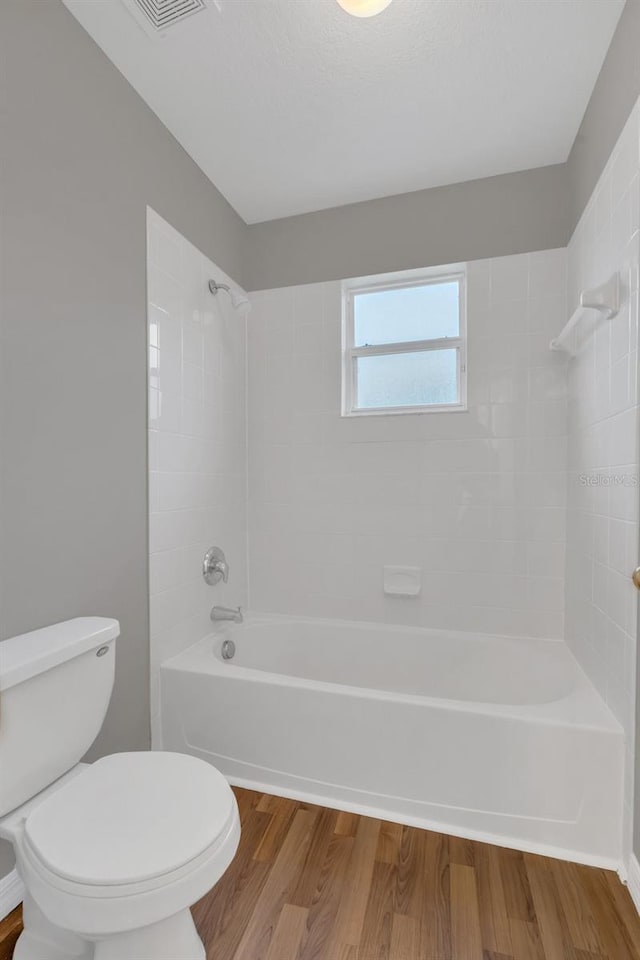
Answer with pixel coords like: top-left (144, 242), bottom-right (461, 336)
top-left (24, 752), bottom-right (236, 886)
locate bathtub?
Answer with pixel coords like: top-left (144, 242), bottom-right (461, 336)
top-left (160, 613), bottom-right (624, 868)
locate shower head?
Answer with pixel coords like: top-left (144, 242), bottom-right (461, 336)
top-left (230, 289), bottom-right (250, 313)
top-left (208, 279), bottom-right (251, 315)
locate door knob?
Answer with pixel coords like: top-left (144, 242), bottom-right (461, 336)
top-left (632, 567), bottom-right (640, 590)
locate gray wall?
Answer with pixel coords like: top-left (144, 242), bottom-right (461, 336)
top-left (244, 164), bottom-right (569, 291)
top-left (243, 0), bottom-right (640, 293)
top-left (0, 0), bottom-right (247, 875)
top-left (567, 0), bottom-right (640, 228)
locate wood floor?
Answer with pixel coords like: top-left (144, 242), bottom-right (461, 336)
top-left (2, 787), bottom-right (640, 959)
top-left (0, 907), bottom-right (21, 960)
top-left (193, 788), bottom-right (640, 960)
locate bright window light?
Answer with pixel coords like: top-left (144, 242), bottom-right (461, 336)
top-left (342, 269), bottom-right (467, 416)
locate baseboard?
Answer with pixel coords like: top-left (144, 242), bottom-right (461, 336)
top-left (626, 854), bottom-right (640, 917)
top-left (0, 870), bottom-right (23, 922)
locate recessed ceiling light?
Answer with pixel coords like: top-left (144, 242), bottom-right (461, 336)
top-left (336, 0), bottom-right (393, 18)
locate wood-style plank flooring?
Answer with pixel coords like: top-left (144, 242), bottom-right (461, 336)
top-left (0, 907), bottom-right (21, 960)
top-left (2, 788), bottom-right (640, 959)
top-left (192, 788), bottom-right (640, 960)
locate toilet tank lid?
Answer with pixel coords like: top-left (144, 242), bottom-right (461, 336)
top-left (0, 618), bottom-right (120, 692)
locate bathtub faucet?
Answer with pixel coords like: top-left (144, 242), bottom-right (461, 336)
top-left (211, 605), bottom-right (243, 624)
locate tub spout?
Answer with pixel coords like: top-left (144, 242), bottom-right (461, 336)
top-left (211, 605), bottom-right (243, 624)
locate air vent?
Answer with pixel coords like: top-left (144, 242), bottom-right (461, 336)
top-left (122, 0), bottom-right (211, 36)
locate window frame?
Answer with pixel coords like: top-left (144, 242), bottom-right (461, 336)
top-left (341, 266), bottom-right (468, 418)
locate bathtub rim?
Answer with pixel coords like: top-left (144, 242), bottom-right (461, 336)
top-left (161, 611), bottom-right (622, 734)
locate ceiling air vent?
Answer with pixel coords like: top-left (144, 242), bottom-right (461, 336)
top-left (122, 0), bottom-right (212, 37)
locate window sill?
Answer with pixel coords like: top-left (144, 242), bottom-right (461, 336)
top-left (342, 402), bottom-right (468, 418)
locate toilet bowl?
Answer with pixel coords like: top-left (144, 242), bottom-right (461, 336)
top-left (0, 618), bottom-right (241, 959)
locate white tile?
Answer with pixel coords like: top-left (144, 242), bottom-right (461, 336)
top-left (148, 430), bottom-right (158, 471)
top-left (490, 254), bottom-right (529, 303)
top-left (147, 209), bottom-right (248, 703)
top-left (293, 282), bottom-right (325, 325)
top-left (182, 321), bottom-right (203, 366)
top-left (181, 397), bottom-right (208, 438)
top-left (528, 249), bottom-right (567, 301)
top-left (149, 510), bottom-right (186, 554)
top-left (148, 267), bottom-right (183, 323)
top-left (158, 340), bottom-right (182, 398)
top-left (157, 390), bottom-right (182, 434)
top-left (563, 101), bottom-right (640, 869)
top-left (466, 260), bottom-right (491, 311)
top-left (526, 541), bottom-right (565, 579)
top-left (488, 301), bottom-right (527, 336)
top-left (182, 362), bottom-right (203, 403)
top-left (294, 322), bottom-right (326, 356)
top-left (150, 220), bottom-right (183, 282)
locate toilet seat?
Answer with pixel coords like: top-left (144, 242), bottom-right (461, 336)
top-left (16, 752), bottom-right (241, 937)
top-left (24, 752), bottom-right (235, 886)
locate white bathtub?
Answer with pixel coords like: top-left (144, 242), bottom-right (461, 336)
top-left (160, 613), bottom-right (624, 868)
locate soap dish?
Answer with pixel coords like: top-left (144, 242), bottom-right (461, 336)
top-left (383, 566), bottom-right (421, 597)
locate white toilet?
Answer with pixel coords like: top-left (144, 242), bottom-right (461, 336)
top-left (0, 617), bottom-right (241, 959)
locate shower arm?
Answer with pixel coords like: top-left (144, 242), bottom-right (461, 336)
top-left (208, 280), bottom-right (231, 297)
top-left (208, 279), bottom-right (251, 314)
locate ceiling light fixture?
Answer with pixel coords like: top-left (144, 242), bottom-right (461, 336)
top-left (336, 0), bottom-right (393, 17)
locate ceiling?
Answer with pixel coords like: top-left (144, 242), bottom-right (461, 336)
top-left (63, 0), bottom-right (625, 224)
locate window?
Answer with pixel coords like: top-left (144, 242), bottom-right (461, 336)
top-left (342, 267), bottom-right (467, 416)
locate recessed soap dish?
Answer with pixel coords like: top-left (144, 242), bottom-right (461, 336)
top-left (383, 566), bottom-right (421, 597)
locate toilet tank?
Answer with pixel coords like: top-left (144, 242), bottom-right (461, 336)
top-left (0, 617), bottom-right (119, 817)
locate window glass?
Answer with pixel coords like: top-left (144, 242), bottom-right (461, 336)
top-left (356, 348), bottom-right (458, 409)
top-left (354, 281), bottom-right (459, 346)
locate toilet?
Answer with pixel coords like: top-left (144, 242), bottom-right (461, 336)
top-left (0, 617), bottom-right (240, 959)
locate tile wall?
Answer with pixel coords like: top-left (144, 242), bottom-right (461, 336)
top-left (247, 249), bottom-right (568, 638)
top-left (565, 100), bottom-right (640, 865)
top-left (147, 209), bottom-right (248, 744)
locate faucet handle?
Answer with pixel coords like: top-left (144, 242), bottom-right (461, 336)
top-left (203, 546), bottom-right (229, 585)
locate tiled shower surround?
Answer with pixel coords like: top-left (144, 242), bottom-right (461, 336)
top-left (147, 209), bottom-right (248, 741)
top-left (248, 250), bottom-right (568, 638)
top-left (565, 100), bottom-right (640, 861)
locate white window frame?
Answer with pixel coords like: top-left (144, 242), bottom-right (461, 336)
top-left (341, 266), bottom-right (467, 417)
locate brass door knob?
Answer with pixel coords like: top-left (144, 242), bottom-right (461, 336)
top-left (633, 568), bottom-right (640, 590)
